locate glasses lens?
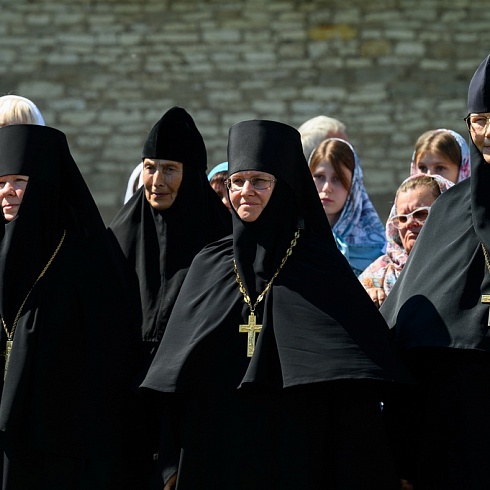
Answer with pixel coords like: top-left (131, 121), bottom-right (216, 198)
top-left (413, 209), bottom-right (429, 222)
top-left (470, 116), bottom-right (489, 133)
top-left (251, 178), bottom-right (271, 190)
top-left (229, 178), bottom-right (244, 191)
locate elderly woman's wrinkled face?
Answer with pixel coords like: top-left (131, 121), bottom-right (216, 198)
top-left (0, 174), bottom-right (29, 221)
top-left (228, 171), bottom-right (276, 222)
top-left (396, 186), bottom-right (437, 254)
top-left (142, 159), bottom-right (183, 211)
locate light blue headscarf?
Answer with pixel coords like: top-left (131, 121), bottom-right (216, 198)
top-left (318, 138), bottom-right (386, 276)
top-left (207, 161), bottom-right (228, 181)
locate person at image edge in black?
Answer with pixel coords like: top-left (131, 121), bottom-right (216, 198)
top-left (380, 53), bottom-right (490, 489)
top-left (0, 124), bottom-right (140, 489)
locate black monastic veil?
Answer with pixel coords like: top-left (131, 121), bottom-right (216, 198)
top-left (0, 124), bottom-right (141, 489)
top-left (108, 107), bottom-right (231, 359)
top-left (107, 107), bottom-right (231, 489)
top-left (143, 120), bottom-right (409, 490)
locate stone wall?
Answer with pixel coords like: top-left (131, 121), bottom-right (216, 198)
top-left (1, 0), bottom-right (489, 223)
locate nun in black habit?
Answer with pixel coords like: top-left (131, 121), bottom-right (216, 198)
top-left (108, 107), bottom-right (231, 487)
top-left (142, 120), bottom-right (409, 490)
top-left (0, 124), bottom-right (140, 489)
top-left (380, 54), bottom-right (490, 489)
top-left (108, 106), bottom-right (231, 362)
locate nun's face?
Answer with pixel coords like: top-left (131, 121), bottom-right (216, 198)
top-left (143, 158), bottom-right (183, 211)
top-left (228, 171), bottom-right (276, 222)
top-left (468, 112), bottom-right (490, 164)
top-left (0, 174), bottom-right (29, 221)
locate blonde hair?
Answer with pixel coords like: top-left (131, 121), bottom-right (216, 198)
top-left (0, 95), bottom-right (45, 127)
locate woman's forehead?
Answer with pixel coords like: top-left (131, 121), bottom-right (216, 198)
top-left (230, 170), bottom-right (275, 178)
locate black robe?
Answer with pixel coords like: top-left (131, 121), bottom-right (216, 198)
top-left (0, 125), bottom-right (141, 489)
top-left (108, 107), bottom-right (231, 360)
top-left (142, 119), bottom-right (409, 489)
top-left (108, 107), bottom-right (231, 489)
top-left (380, 55), bottom-right (490, 487)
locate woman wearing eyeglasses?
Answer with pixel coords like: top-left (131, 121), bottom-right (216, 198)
top-left (359, 174), bottom-right (453, 308)
top-left (142, 120), bottom-right (409, 490)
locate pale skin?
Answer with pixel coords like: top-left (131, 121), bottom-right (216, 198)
top-left (414, 150), bottom-right (459, 184)
top-left (228, 170), bottom-right (276, 222)
top-left (210, 179), bottom-right (231, 211)
top-left (468, 112), bottom-right (490, 164)
top-left (0, 174), bottom-right (29, 221)
top-left (367, 186), bottom-right (437, 307)
top-left (163, 170), bottom-right (275, 489)
top-left (163, 474), bottom-right (177, 490)
top-left (142, 158), bottom-right (183, 212)
top-left (312, 160), bottom-right (352, 227)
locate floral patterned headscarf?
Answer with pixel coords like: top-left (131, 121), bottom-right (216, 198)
top-left (409, 128), bottom-right (471, 183)
top-left (315, 138), bottom-right (386, 274)
top-left (359, 173), bottom-right (454, 296)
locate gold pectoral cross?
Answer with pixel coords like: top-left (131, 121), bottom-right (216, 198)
top-left (482, 295), bottom-right (490, 326)
top-left (239, 312), bottom-right (262, 357)
top-left (3, 339), bottom-right (12, 380)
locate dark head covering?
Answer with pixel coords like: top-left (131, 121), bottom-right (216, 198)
top-left (142, 106), bottom-right (206, 169)
top-left (0, 124), bottom-right (107, 322)
top-left (143, 120), bottom-right (408, 394)
top-left (109, 107), bottom-right (231, 353)
top-left (380, 54), bottom-right (490, 352)
top-left (0, 125), bottom-right (139, 484)
top-left (468, 54), bottom-right (490, 114)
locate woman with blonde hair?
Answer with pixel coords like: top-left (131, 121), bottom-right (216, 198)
top-left (0, 95), bottom-right (45, 127)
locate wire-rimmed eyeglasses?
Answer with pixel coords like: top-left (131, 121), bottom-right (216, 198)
top-left (464, 114), bottom-right (490, 135)
top-left (391, 206), bottom-right (431, 229)
top-left (225, 177), bottom-right (276, 192)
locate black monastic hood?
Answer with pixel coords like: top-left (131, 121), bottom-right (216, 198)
top-left (143, 119), bottom-right (409, 393)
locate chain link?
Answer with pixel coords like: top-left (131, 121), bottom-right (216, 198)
top-left (1, 230), bottom-right (66, 342)
top-left (234, 229), bottom-right (300, 312)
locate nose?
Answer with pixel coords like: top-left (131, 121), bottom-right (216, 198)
top-left (153, 170), bottom-right (166, 187)
top-left (322, 181), bottom-right (332, 193)
top-left (241, 180), bottom-right (255, 194)
top-left (1, 182), bottom-right (16, 196)
top-left (485, 121), bottom-right (490, 137)
top-left (405, 216), bottom-right (422, 228)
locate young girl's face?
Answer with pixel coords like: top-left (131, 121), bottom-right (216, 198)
top-left (415, 151), bottom-right (459, 184)
top-left (312, 160), bottom-right (352, 226)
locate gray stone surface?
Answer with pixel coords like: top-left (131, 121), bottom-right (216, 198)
top-left (0, 0), bottom-right (484, 223)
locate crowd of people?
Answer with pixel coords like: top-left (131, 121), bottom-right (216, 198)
top-left (0, 52), bottom-right (489, 490)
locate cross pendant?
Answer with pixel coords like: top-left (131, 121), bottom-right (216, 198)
top-left (481, 295), bottom-right (490, 326)
top-left (3, 339), bottom-right (12, 380)
top-left (239, 312), bottom-right (262, 357)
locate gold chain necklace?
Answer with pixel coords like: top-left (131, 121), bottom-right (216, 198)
top-left (1, 230), bottom-right (66, 379)
top-left (480, 243), bottom-right (490, 327)
top-left (234, 229), bottom-right (300, 357)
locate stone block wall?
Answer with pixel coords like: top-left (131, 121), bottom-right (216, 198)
top-left (1, 0), bottom-right (488, 223)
